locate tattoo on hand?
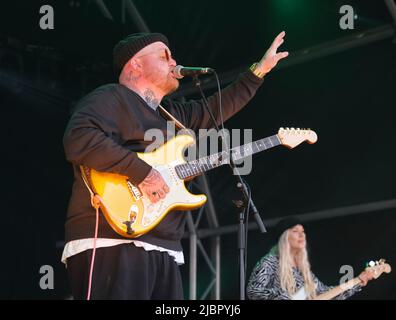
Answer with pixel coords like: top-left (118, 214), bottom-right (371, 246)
top-left (139, 169), bottom-right (161, 187)
top-left (138, 169), bottom-right (169, 203)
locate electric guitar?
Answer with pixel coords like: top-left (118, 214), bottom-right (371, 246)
top-left (81, 127), bottom-right (317, 238)
top-left (292, 259), bottom-right (391, 300)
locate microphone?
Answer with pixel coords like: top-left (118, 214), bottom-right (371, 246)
top-left (172, 65), bottom-right (214, 79)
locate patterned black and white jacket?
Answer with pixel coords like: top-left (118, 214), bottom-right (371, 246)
top-left (247, 253), bottom-right (362, 300)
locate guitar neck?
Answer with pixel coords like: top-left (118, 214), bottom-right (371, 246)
top-left (314, 277), bottom-right (361, 300)
top-left (175, 134), bottom-right (281, 180)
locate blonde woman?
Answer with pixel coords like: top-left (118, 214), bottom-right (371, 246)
top-left (247, 217), bottom-right (373, 300)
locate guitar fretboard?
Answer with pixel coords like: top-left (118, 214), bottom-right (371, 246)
top-left (175, 134), bottom-right (280, 179)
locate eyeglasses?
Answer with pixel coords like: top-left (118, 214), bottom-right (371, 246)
top-left (135, 48), bottom-right (173, 62)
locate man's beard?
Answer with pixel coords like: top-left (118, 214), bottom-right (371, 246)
top-left (156, 75), bottom-right (179, 95)
top-left (146, 70), bottom-right (179, 95)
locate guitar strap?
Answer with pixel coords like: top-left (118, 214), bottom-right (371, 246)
top-left (158, 104), bottom-right (187, 131)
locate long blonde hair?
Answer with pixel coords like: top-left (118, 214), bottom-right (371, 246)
top-left (274, 229), bottom-right (317, 299)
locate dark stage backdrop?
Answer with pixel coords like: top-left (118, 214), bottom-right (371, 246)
top-left (0, 0), bottom-right (395, 299)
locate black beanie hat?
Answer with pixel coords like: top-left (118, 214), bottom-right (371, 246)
top-left (113, 32), bottom-right (169, 76)
top-left (272, 216), bottom-right (303, 242)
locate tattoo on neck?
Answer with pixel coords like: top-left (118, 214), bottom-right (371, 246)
top-left (143, 88), bottom-right (159, 110)
top-left (128, 72), bottom-right (140, 82)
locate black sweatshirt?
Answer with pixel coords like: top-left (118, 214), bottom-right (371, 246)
top-left (63, 70), bottom-right (263, 251)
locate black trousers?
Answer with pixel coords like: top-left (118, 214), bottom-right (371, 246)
top-left (67, 243), bottom-right (184, 300)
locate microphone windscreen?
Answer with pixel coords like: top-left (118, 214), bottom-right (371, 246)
top-left (172, 65), bottom-right (184, 79)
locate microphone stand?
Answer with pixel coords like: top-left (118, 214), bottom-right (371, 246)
top-left (192, 75), bottom-right (266, 300)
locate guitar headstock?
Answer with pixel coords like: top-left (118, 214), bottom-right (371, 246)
top-left (365, 259), bottom-right (392, 279)
top-left (277, 127), bottom-right (318, 149)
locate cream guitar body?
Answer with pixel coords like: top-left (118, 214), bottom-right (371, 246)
top-left (83, 134), bottom-right (206, 238)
